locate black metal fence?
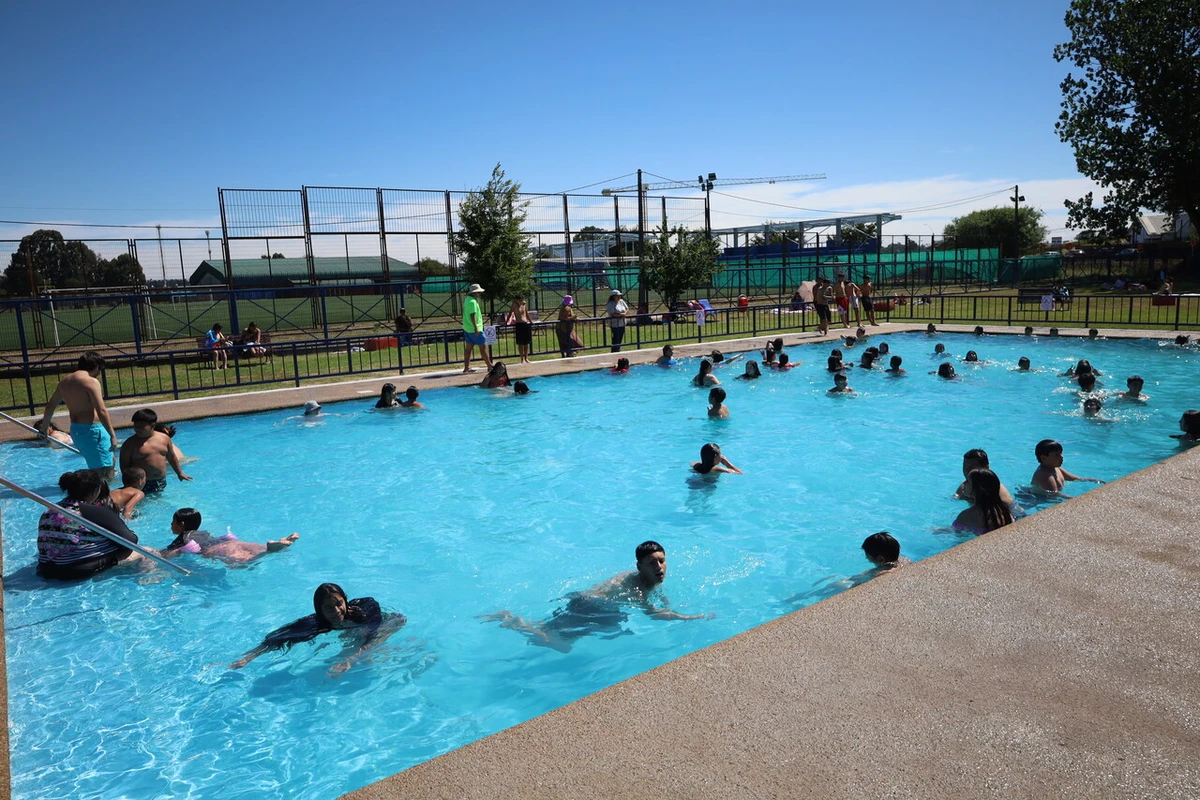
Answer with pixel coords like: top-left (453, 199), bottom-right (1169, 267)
top-left (3, 294), bottom-right (1197, 414)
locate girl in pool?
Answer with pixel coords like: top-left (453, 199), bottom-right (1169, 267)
top-left (761, 344), bottom-right (776, 366)
top-left (480, 362), bottom-right (510, 389)
top-left (37, 469), bottom-right (144, 580)
top-left (772, 353), bottom-right (796, 371)
top-left (161, 507), bottom-right (299, 565)
top-left (693, 359), bottom-right (720, 387)
top-left (230, 582), bottom-right (406, 675)
top-left (952, 469), bottom-right (1013, 535)
top-left (736, 360), bottom-right (762, 380)
top-left (1172, 410), bottom-right (1200, 444)
top-left (936, 362), bottom-right (957, 379)
top-left (691, 443), bottom-right (742, 475)
top-left (611, 358), bottom-right (630, 374)
top-left (375, 383), bottom-right (400, 408)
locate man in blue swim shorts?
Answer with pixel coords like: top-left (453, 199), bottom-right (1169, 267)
top-left (35, 352), bottom-right (119, 479)
top-left (461, 283), bottom-right (493, 374)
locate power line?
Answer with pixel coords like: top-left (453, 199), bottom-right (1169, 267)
top-left (0, 219), bottom-right (215, 230)
top-left (555, 172), bottom-right (637, 194)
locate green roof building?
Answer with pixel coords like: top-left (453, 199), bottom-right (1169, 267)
top-left (189, 256), bottom-right (418, 287)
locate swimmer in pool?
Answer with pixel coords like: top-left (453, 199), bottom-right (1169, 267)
top-left (399, 386), bottom-right (424, 409)
top-left (656, 345), bottom-right (677, 367)
top-left (303, 400), bottom-right (322, 416)
top-left (707, 387), bottom-right (729, 418)
top-left (963, 350), bottom-right (979, 363)
top-left (480, 541), bottom-right (711, 653)
top-left (162, 507), bottom-right (300, 564)
top-left (859, 348), bottom-right (878, 369)
top-left (827, 355), bottom-right (844, 372)
top-left (952, 469), bottom-right (1014, 535)
top-left (954, 448), bottom-right (1014, 506)
top-left (885, 355), bottom-right (906, 375)
top-left (693, 359), bottom-right (720, 387)
top-left (926, 323), bottom-right (937, 334)
top-left (973, 325), bottom-right (984, 336)
top-left (933, 343), bottom-right (947, 357)
top-left (859, 531), bottom-right (911, 575)
top-left (1077, 372), bottom-right (1097, 394)
top-left (480, 362), bottom-right (511, 389)
top-left (1120, 376), bottom-right (1149, 402)
top-left (1016, 357), bottom-right (1032, 371)
top-left (512, 380), bottom-right (533, 395)
top-left (109, 467), bottom-right (147, 520)
top-left (230, 582), bottom-right (406, 675)
top-left (1171, 410), bottom-right (1200, 444)
top-left (828, 372), bottom-right (854, 393)
top-left (736, 360), bottom-right (762, 380)
top-left (935, 362), bottom-right (957, 379)
top-left (375, 383), bottom-right (400, 408)
top-left (761, 344), bottom-right (777, 366)
top-left (843, 336), bottom-right (857, 348)
top-left (1082, 397), bottom-right (1103, 417)
top-left (877, 342), bottom-right (889, 355)
top-left (1031, 439), bottom-right (1104, 494)
top-left (1024, 326), bottom-right (1034, 336)
top-left (773, 353), bottom-right (796, 370)
top-left (692, 442), bottom-right (742, 474)
top-left (612, 357), bottom-right (630, 373)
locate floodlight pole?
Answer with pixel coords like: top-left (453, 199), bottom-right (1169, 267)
top-left (637, 169), bottom-right (647, 309)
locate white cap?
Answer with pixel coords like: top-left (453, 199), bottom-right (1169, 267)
top-left (303, 400), bottom-right (321, 414)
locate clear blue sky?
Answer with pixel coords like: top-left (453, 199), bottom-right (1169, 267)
top-left (0, 0), bottom-right (1095, 243)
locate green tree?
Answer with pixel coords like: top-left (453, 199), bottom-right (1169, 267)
top-left (95, 253), bottom-right (147, 287)
top-left (414, 257), bottom-right (454, 278)
top-left (572, 225), bottom-right (606, 242)
top-left (1054, 0), bottom-right (1200, 237)
top-left (943, 207), bottom-right (1047, 256)
top-left (642, 224), bottom-right (723, 309)
top-left (452, 163), bottom-right (535, 311)
top-left (260, 253), bottom-right (286, 259)
top-left (838, 223), bottom-right (877, 249)
top-left (2, 230), bottom-right (102, 294)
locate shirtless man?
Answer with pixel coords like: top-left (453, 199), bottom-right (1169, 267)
top-left (814, 278), bottom-right (833, 336)
top-left (119, 408), bottom-right (191, 493)
top-left (954, 448), bottom-right (1014, 506)
top-left (480, 540), bottom-right (710, 652)
top-left (833, 274), bottom-right (851, 328)
top-left (1031, 439), bottom-right (1103, 494)
top-left (35, 351), bottom-right (119, 479)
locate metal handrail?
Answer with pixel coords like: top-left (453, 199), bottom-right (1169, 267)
top-left (0, 410), bottom-right (83, 454)
top-left (0, 475), bottom-right (189, 575)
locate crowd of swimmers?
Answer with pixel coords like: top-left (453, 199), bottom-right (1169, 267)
top-left (22, 327), bottom-right (1200, 667)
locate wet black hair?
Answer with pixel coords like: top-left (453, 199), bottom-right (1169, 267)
top-left (173, 507), bottom-right (202, 532)
top-left (771, 338), bottom-right (784, 352)
top-left (59, 469), bottom-right (103, 501)
top-left (405, 385), bottom-right (419, 399)
top-left (974, 325), bottom-right (984, 335)
top-left (889, 355), bottom-right (902, 369)
top-left (695, 443), bottom-right (722, 473)
top-left (1127, 375), bottom-right (1143, 386)
top-left (1181, 410), bottom-right (1200, 437)
top-left (862, 531), bottom-right (900, 563)
top-left (963, 448), bottom-right (990, 466)
top-left (131, 408), bottom-right (158, 426)
top-left (121, 467), bottom-right (146, 487)
top-left (313, 582), bottom-right (368, 628)
top-left (777, 353), bottom-right (790, 367)
top-left (513, 380), bottom-right (530, 395)
top-left (827, 356), bottom-right (842, 372)
top-left (1175, 335), bottom-right (1189, 346)
top-left (937, 362), bottom-right (956, 378)
top-left (154, 423), bottom-right (177, 438)
top-left (968, 469), bottom-right (1013, 532)
top-left (1024, 326), bottom-right (1034, 335)
top-left (965, 350), bottom-right (978, 362)
top-left (635, 541), bottom-right (664, 563)
top-left (926, 323), bottom-right (937, 333)
top-left (1018, 357), bottom-right (1031, 367)
top-left (710, 350), bottom-right (724, 363)
top-left (743, 361), bottom-right (761, 379)
top-left (1078, 372), bottom-right (1096, 392)
top-left (709, 386), bottom-right (727, 403)
top-left (616, 357), bottom-right (630, 370)
top-left (1035, 439), bottom-right (1063, 459)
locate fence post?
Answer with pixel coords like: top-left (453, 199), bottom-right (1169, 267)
top-left (292, 343), bottom-right (301, 388)
top-left (320, 289), bottom-right (330, 340)
top-left (129, 297), bottom-right (143, 357)
top-left (346, 340), bottom-right (354, 374)
top-left (1128, 296), bottom-right (1134, 325)
top-left (397, 339), bottom-right (405, 375)
top-left (15, 303), bottom-right (36, 414)
top-left (444, 334), bottom-right (451, 365)
top-left (169, 353), bottom-right (180, 400)
top-left (1085, 296), bottom-right (1091, 328)
top-left (940, 295), bottom-right (946, 325)
top-left (1007, 296), bottom-right (1012, 327)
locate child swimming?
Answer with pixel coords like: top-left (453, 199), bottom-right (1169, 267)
top-left (1031, 439), bottom-right (1104, 493)
top-left (691, 443), bottom-right (742, 475)
top-left (707, 387), bottom-right (729, 418)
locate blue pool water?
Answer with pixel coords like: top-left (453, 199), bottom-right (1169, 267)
top-left (2, 332), bottom-right (1196, 799)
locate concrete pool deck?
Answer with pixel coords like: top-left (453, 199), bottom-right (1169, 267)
top-left (2, 323), bottom-right (1197, 799)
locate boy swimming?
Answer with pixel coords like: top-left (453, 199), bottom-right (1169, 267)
top-left (707, 387), bottom-right (729, 418)
top-left (1030, 439), bottom-right (1104, 494)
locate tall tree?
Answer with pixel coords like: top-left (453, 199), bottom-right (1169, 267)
top-left (642, 224), bottom-right (723, 310)
top-left (1, 230), bottom-right (102, 294)
top-left (838, 223), bottom-right (877, 249)
top-left (943, 207), bottom-right (1047, 256)
top-left (452, 164), bottom-right (535, 310)
top-left (572, 225), bottom-right (606, 242)
top-left (95, 253), bottom-right (147, 287)
top-left (414, 257), bottom-right (454, 278)
top-left (1054, 0), bottom-right (1200, 237)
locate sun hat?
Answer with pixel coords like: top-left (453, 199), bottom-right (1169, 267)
top-left (466, 283), bottom-right (485, 294)
top-left (562, 295), bottom-right (574, 305)
top-left (610, 289), bottom-right (623, 297)
top-left (303, 400), bottom-right (321, 415)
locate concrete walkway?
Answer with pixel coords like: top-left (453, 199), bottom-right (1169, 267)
top-left (346, 446), bottom-right (1200, 799)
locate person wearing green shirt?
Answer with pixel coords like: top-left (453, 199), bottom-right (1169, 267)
top-left (462, 283), bottom-right (494, 374)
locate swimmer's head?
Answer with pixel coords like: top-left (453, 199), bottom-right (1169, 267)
top-left (744, 360), bottom-right (761, 378)
top-left (833, 372), bottom-right (849, 387)
top-left (844, 336), bottom-right (857, 347)
top-left (698, 359), bottom-right (713, 375)
top-left (616, 358), bottom-right (630, 371)
top-left (878, 342), bottom-right (889, 354)
top-left (303, 400), bottom-right (321, 416)
top-left (635, 540), bottom-right (667, 584)
top-left (856, 327), bottom-right (866, 337)
top-left (1180, 410), bottom-right (1200, 437)
top-left (513, 380), bottom-right (529, 395)
top-left (490, 362), bottom-right (508, 377)
top-left (59, 469), bottom-right (103, 502)
top-left (121, 467), bottom-right (147, 489)
top-left (154, 423), bottom-right (177, 438)
top-left (1018, 357), bottom-right (1031, 370)
top-left (862, 531), bottom-right (900, 567)
top-left (926, 324), bottom-right (937, 333)
top-left (381, 383), bottom-right (396, 395)
top-left (967, 468), bottom-right (1003, 506)
top-left (777, 353), bottom-right (790, 367)
top-left (405, 386), bottom-right (419, 401)
top-left (962, 448), bottom-right (990, 476)
top-left (831, 349), bottom-right (843, 359)
top-left (860, 351), bottom-right (875, 368)
top-left (934, 343), bottom-right (946, 354)
top-left (974, 326), bottom-right (984, 335)
top-left (708, 387), bottom-right (726, 405)
top-left (697, 442), bottom-right (722, 473)
top-left (827, 356), bottom-right (842, 371)
top-left (1089, 328), bottom-right (1099, 339)
top-left (313, 582), bottom-right (351, 628)
top-left (1035, 439), bottom-right (1063, 464)
top-left (937, 362), bottom-right (956, 379)
top-left (1083, 397), bottom-right (1102, 415)
top-left (1078, 372), bottom-right (1096, 392)
top-left (1127, 375), bottom-right (1144, 391)
top-left (964, 350), bottom-right (978, 362)
top-left (889, 355), bottom-right (902, 369)
top-left (1024, 326), bottom-right (1034, 336)
top-left (772, 338), bottom-right (784, 352)
top-left (1075, 359), bottom-right (1093, 375)
top-left (131, 408), bottom-right (158, 433)
top-left (663, 345), bottom-right (673, 357)
top-left (1049, 327), bottom-right (1059, 336)
top-left (1175, 335), bottom-right (1189, 346)
top-left (172, 507), bottom-right (202, 533)
top-left (710, 350), bottom-right (724, 364)
top-left (77, 351), bottom-right (105, 375)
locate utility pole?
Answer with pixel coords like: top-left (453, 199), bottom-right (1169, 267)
top-left (156, 224), bottom-right (167, 284)
top-left (699, 172), bottom-right (715, 236)
top-left (637, 168), bottom-right (646, 309)
top-left (1010, 185), bottom-right (1025, 259)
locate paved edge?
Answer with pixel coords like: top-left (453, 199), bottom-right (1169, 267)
top-left (0, 324), bottom-right (1183, 441)
top-left (343, 446), bottom-right (1200, 800)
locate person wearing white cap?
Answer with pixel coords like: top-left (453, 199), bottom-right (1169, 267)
top-left (303, 401), bottom-right (321, 416)
top-left (461, 283), bottom-right (494, 373)
top-left (605, 289), bottom-right (629, 353)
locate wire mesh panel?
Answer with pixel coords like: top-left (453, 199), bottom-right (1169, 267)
top-left (220, 189), bottom-right (305, 239)
top-left (381, 190), bottom-right (451, 235)
top-left (304, 187), bottom-right (380, 235)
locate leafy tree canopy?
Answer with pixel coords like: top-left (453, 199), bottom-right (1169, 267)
top-left (943, 207), bottom-right (1047, 255)
top-left (1054, 0), bottom-right (1200, 237)
top-left (838, 223), bottom-right (877, 249)
top-left (572, 225), bottom-right (606, 242)
top-left (452, 164), bottom-right (535, 308)
top-left (642, 224), bottom-right (723, 310)
top-left (414, 257), bottom-right (454, 278)
top-left (1, 230), bottom-right (143, 294)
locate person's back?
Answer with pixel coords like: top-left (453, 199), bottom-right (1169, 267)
top-left (38, 353), bottom-right (118, 477)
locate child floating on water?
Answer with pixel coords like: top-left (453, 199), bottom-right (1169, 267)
top-left (162, 508), bottom-right (300, 565)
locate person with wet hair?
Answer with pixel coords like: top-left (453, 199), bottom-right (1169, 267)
top-left (1173, 410), bottom-right (1200, 444)
top-left (37, 469), bottom-right (142, 580)
top-left (736, 360), bottom-right (762, 380)
top-left (936, 362), bottom-right (957, 379)
top-left (691, 443), bottom-right (742, 475)
top-left (693, 359), bottom-right (720, 388)
top-left (952, 469), bottom-right (1014, 535)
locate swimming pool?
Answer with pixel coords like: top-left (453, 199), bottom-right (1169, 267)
top-left (2, 331), bottom-right (1196, 799)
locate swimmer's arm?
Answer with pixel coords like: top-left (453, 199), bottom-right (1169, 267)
top-left (121, 489), bottom-right (145, 520)
top-left (329, 615), bottom-right (406, 676)
top-left (1062, 469), bottom-right (1103, 484)
top-left (717, 457), bottom-right (743, 474)
top-left (36, 386), bottom-right (64, 430)
top-left (166, 442), bottom-right (192, 481)
top-left (953, 481), bottom-right (970, 500)
top-left (645, 607), bottom-right (711, 621)
top-left (230, 642), bottom-right (276, 669)
top-left (119, 440), bottom-right (133, 472)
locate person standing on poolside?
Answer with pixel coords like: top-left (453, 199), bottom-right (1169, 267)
top-left (605, 289), bottom-right (629, 353)
top-left (35, 351), bottom-right (119, 480)
top-left (462, 283), bottom-right (493, 374)
top-left (860, 275), bottom-right (878, 325)
top-left (833, 274), bottom-right (851, 329)
top-left (120, 408), bottom-right (192, 493)
top-left (510, 295), bottom-right (533, 364)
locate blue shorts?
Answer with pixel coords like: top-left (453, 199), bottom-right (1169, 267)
top-left (464, 331), bottom-right (486, 346)
top-left (70, 423), bottom-right (113, 470)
